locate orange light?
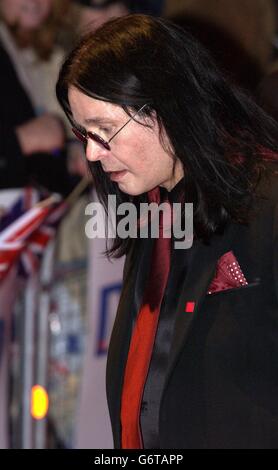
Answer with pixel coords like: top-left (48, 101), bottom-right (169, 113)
top-left (31, 385), bottom-right (49, 420)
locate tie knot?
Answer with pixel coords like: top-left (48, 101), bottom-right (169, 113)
top-left (147, 186), bottom-right (170, 204)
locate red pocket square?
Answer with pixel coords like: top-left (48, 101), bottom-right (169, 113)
top-left (207, 251), bottom-right (248, 295)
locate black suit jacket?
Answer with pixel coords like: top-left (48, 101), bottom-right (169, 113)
top-left (106, 163), bottom-right (278, 449)
top-left (0, 43), bottom-right (75, 194)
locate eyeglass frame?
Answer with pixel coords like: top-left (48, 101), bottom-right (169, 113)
top-left (71, 103), bottom-right (148, 151)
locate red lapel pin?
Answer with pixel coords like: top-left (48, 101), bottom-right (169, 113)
top-left (185, 301), bottom-right (195, 313)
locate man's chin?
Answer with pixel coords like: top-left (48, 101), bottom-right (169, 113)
top-left (117, 183), bottom-right (144, 197)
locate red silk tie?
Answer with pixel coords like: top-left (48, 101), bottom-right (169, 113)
top-left (120, 187), bottom-right (172, 449)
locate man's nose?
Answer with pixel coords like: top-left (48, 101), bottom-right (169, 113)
top-left (86, 139), bottom-right (109, 162)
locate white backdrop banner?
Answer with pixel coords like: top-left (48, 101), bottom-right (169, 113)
top-left (75, 190), bottom-right (124, 449)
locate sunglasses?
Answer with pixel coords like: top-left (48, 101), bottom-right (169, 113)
top-left (72, 104), bottom-right (148, 151)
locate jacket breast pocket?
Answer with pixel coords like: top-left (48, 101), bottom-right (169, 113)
top-left (203, 280), bottom-right (264, 326)
top-left (206, 279), bottom-right (261, 297)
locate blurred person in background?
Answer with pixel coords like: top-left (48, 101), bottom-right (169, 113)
top-left (78, 0), bottom-right (129, 31)
top-left (59, 0), bottom-right (130, 53)
top-left (0, 0), bottom-right (80, 194)
top-left (163, 0), bottom-right (276, 94)
top-left (74, 0), bottom-right (165, 24)
top-left (60, 0), bottom-right (166, 54)
top-left (167, 16), bottom-right (265, 94)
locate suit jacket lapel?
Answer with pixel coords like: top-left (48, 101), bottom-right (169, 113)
top-left (163, 222), bottom-right (238, 394)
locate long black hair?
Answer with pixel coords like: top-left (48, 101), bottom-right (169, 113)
top-left (56, 14), bottom-right (278, 257)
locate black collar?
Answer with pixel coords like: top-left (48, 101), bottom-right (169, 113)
top-left (159, 177), bottom-right (185, 204)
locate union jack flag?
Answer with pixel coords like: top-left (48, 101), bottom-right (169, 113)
top-left (0, 189), bottom-right (67, 283)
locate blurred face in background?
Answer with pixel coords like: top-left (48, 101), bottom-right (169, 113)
top-left (79, 2), bottom-right (129, 32)
top-left (0, 0), bottom-right (53, 30)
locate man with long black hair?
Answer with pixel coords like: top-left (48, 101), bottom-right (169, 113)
top-left (56, 15), bottom-right (278, 449)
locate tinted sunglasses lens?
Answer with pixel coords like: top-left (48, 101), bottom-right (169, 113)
top-left (89, 132), bottom-right (111, 151)
top-left (72, 127), bottom-right (87, 144)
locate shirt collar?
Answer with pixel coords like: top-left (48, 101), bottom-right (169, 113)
top-left (159, 177), bottom-right (185, 204)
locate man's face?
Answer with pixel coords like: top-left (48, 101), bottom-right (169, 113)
top-left (68, 87), bottom-right (184, 196)
top-left (0, 0), bottom-right (52, 30)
